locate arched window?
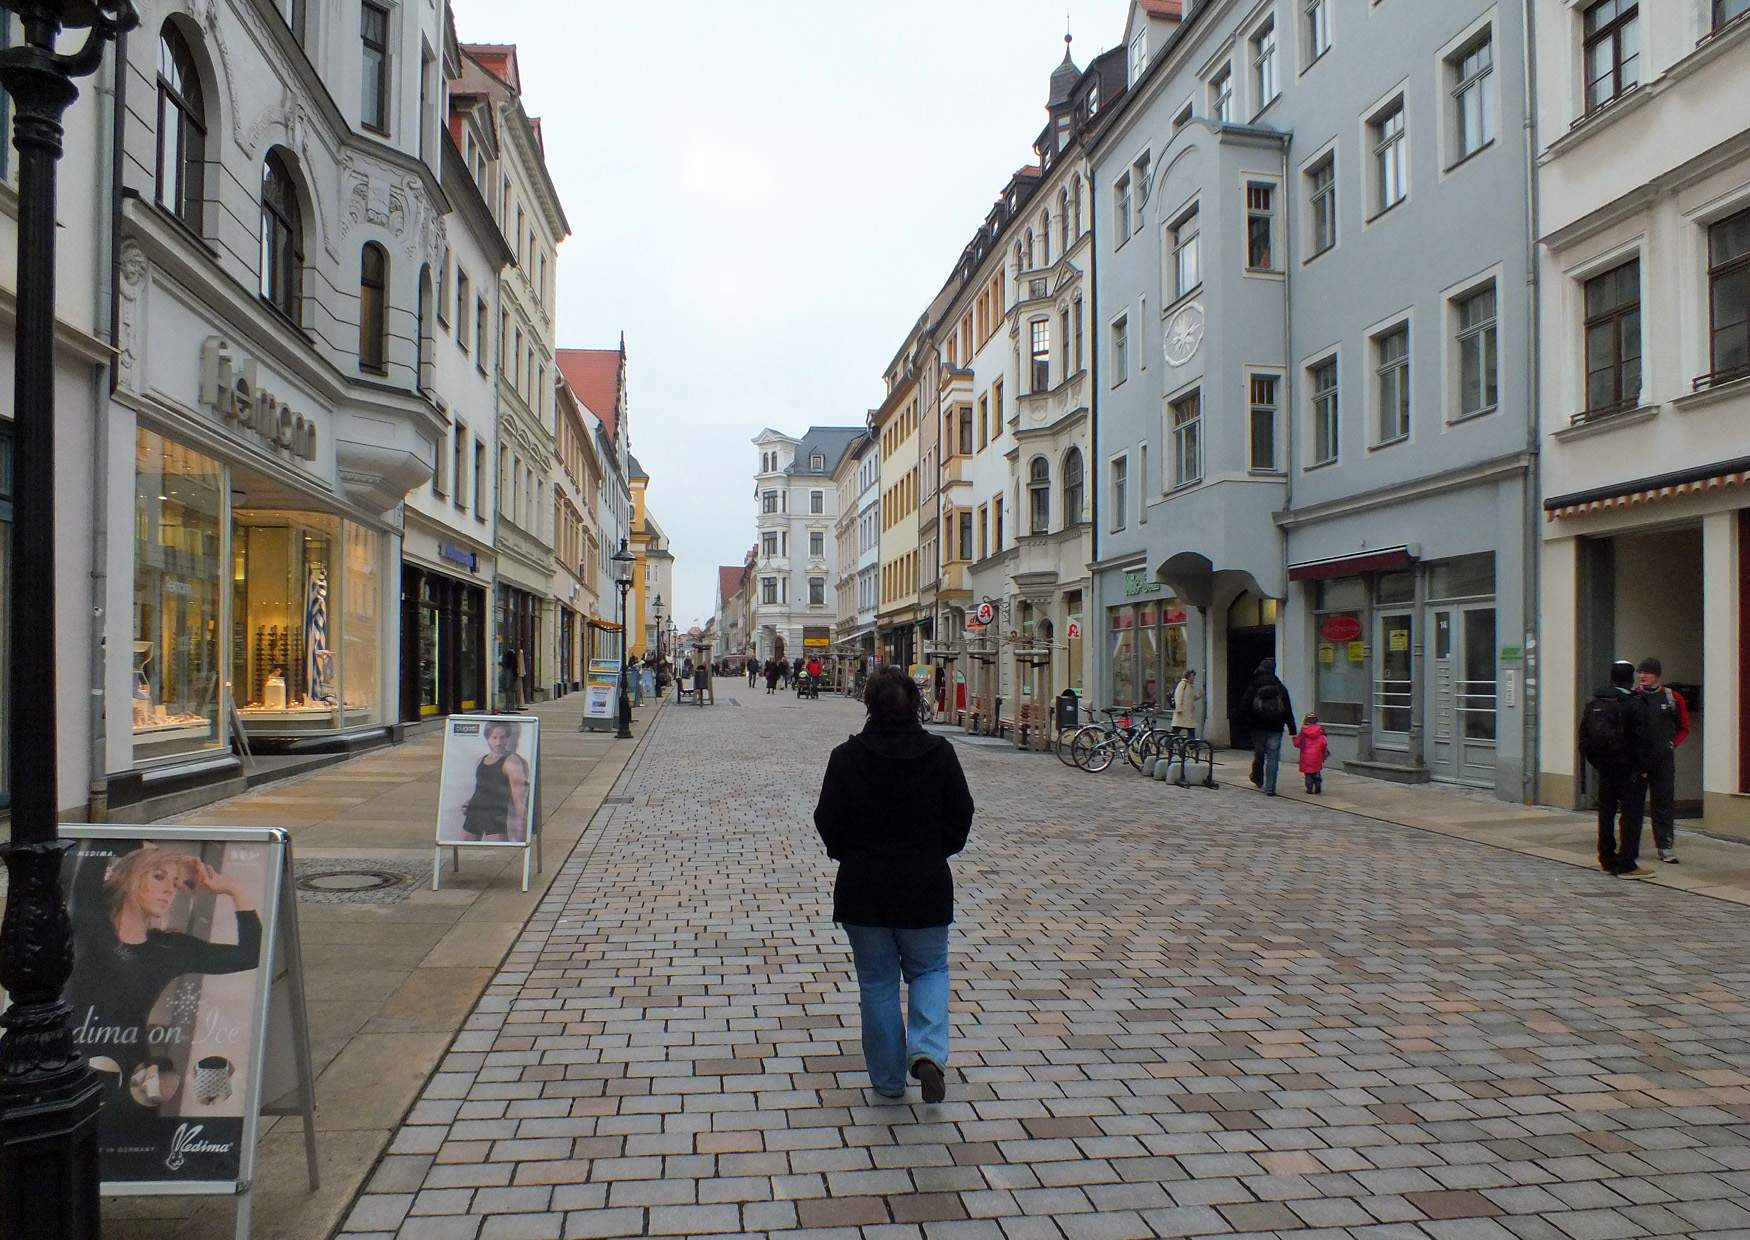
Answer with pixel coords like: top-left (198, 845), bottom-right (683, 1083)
top-left (1041, 211), bottom-right (1051, 265)
top-left (1059, 189), bottom-right (1070, 251)
top-left (1062, 447), bottom-right (1084, 525)
top-left (1029, 456), bottom-right (1050, 535)
top-left (359, 243), bottom-right (388, 372)
top-left (1013, 241), bottom-right (1023, 276)
top-left (1072, 176), bottom-right (1083, 237)
top-left (260, 151), bottom-right (304, 319)
top-left (156, 23), bottom-right (206, 232)
top-left (416, 263), bottom-right (433, 391)
top-left (1024, 228), bottom-right (1035, 270)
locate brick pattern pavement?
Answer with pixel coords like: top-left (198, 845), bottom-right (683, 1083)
top-left (340, 689), bottom-right (1750, 1240)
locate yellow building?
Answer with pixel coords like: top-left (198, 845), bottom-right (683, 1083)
top-left (876, 321), bottom-right (924, 668)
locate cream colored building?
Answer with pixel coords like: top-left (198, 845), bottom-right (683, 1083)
top-left (875, 327), bottom-right (924, 669)
top-left (1533, 0), bottom-right (1750, 830)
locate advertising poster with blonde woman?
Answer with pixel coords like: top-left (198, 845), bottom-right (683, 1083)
top-left (436, 715), bottom-right (538, 846)
top-left (52, 836), bottom-right (275, 1184)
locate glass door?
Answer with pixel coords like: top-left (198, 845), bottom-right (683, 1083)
top-left (1457, 606), bottom-right (1498, 785)
top-left (417, 575), bottom-right (440, 717)
top-left (1373, 610), bottom-right (1414, 752)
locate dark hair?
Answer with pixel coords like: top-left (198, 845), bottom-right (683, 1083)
top-left (1637, 656), bottom-right (1661, 676)
top-left (863, 666), bottom-right (920, 726)
top-left (1610, 660), bottom-right (1635, 688)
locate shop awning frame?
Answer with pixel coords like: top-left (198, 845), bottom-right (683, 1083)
top-left (1543, 456), bottom-right (1750, 521)
top-left (1287, 546), bottom-right (1415, 583)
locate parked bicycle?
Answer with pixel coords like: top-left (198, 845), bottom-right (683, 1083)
top-left (1067, 706), bottom-right (1156, 772)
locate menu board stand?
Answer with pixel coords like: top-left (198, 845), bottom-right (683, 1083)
top-left (52, 826), bottom-right (319, 1240)
top-left (432, 716), bottom-right (543, 893)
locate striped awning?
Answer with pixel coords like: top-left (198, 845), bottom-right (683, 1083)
top-left (1544, 467), bottom-right (1750, 521)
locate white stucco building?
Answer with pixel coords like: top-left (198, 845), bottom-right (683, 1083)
top-left (751, 426), bottom-right (862, 662)
top-left (1533, 0), bottom-right (1750, 831)
top-left (106, 0), bottom-right (454, 815)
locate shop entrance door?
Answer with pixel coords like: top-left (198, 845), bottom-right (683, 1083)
top-left (1428, 606), bottom-right (1498, 783)
top-left (1373, 610), bottom-right (1414, 754)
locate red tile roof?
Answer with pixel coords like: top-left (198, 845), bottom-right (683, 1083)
top-left (462, 44), bottom-right (520, 92)
top-left (556, 348), bottom-right (623, 442)
top-left (1139, 0), bottom-right (1184, 16)
top-left (718, 565), bottom-right (746, 602)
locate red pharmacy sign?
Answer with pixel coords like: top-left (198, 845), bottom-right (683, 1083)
top-left (1320, 615), bottom-right (1363, 642)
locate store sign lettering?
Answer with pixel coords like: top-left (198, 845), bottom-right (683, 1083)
top-left (199, 337), bottom-right (319, 462)
top-left (439, 543), bottom-right (478, 572)
top-left (1122, 572), bottom-right (1161, 597)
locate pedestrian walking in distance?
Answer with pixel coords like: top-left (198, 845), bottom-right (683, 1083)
top-left (813, 666), bottom-right (974, 1103)
top-left (1580, 659), bottom-right (1653, 879)
top-left (1292, 713), bottom-right (1329, 794)
top-left (1243, 657), bottom-right (1296, 796)
top-left (1636, 656), bottom-right (1691, 864)
top-left (1170, 669), bottom-right (1203, 739)
top-left (748, 655), bottom-right (760, 688)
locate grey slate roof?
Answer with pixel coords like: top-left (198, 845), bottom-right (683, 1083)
top-left (783, 426), bottom-right (863, 477)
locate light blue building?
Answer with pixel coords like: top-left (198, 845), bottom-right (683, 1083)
top-left (1090, 0), bottom-right (1534, 800)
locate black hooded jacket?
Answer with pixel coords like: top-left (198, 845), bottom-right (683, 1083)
top-left (1243, 658), bottom-right (1297, 736)
top-left (813, 720), bottom-right (975, 928)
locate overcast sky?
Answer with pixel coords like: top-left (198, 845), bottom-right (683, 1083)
top-left (458, 0), bottom-right (1131, 630)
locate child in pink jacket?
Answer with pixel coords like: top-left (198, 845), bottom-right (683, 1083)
top-left (1292, 713), bottom-right (1329, 794)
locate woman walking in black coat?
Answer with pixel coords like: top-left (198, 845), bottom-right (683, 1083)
top-left (813, 666), bottom-right (975, 1102)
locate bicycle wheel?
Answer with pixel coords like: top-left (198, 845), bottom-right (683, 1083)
top-left (1059, 724), bottom-right (1098, 766)
top-left (1072, 731), bottom-right (1114, 772)
top-left (1125, 727), bottom-right (1159, 772)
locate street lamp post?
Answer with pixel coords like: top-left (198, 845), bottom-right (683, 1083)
top-left (652, 594), bottom-right (663, 664)
top-left (611, 539), bottom-right (635, 739)
top-left (0, 4), bottom-right (139, 1238)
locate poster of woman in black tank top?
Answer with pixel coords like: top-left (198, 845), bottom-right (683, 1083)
top-left (437, 716), bottom-right (537, 845)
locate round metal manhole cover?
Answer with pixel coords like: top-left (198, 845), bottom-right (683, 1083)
top-left (297, 869), bottom-right (403, 893)
top-left (292, 858), bottom-right (429, 905)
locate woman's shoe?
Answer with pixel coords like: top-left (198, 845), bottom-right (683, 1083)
top-left (911, 1058), bottom-right (946, 1104)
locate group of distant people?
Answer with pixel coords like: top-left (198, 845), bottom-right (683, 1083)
top-left (1583, 657), bottom-right (1690, 877)
top-left (749, 653), bottom-right (824, 695)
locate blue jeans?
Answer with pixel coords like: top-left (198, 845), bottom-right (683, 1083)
top-left (842, 924), bottom-right (950, 1096)
top-left (1253, 729), bottom-right (1284, 793)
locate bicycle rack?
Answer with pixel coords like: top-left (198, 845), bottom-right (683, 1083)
top-left (1152, 736), bottom-right (1219, 789)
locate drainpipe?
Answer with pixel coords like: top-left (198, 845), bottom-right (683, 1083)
top-left (1520, 0), bottom-right (1542, 805)
top-left (1086, 157), bottom-right (1100, 703)
top-left (89, 27), bottom-right (126, 822)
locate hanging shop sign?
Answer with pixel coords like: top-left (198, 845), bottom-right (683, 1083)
top-left (973, 601), bottom-right (995, 626)
top-left (199, 337), bottom-right (319, 463)
top-left (1122, 572), bottom-right (1161, 597)
top-left (1065, 620), bottom-right (1082, 640)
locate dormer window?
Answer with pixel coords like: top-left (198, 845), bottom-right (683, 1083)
top-left (811, 453), bottom-right (824, 471)
top-left (1129, 28), bottom-right (1147, 84)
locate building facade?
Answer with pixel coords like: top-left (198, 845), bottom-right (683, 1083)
top-left (557, 344), bottom-right (634, 665)
top-left (551, 374), bottom-right (601, 693)
top-left (1533, 0), bottom-right (1750, 830)
top-left (110, 0), bottom-right (454, 813)
top-left (751, 426), bottom-right (860, 662)
top-left (459, 44), bottom-right (568, 708)
top-left (1089, 0), bottom-right (1536, 802)
top-left (874, 337), bottom-right (924, 670)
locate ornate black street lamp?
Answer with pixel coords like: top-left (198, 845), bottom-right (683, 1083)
top-left (0, 5), bottom-right (141, 1237)
top-left (611, 539), bottom-right (635, 739)
top-left (652, 594), bottom-right (664, 663)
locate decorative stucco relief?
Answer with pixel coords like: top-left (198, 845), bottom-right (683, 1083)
top-left (116, 240), bottom-right (148, 393)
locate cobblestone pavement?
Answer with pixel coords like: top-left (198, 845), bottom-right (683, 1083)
top-left (341, 688), bottom-right (1750, 1240)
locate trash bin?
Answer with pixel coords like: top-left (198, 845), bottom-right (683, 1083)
top-left (1055, 689), bottom-right (1080, 732)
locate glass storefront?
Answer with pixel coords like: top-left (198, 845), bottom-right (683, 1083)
top-left (133, 430), bottom-right (224, 761)
top-left (1107, 600), bottom-right (1188, 707)
top-left (132, 429), bottom-right (387, 764)
top-left (1313, 577), bottom-right (1366, 726)
top-left (401, 564), bottom-right (487, 721)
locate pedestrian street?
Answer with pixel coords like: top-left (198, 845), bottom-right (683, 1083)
top-left (344, 689), bottom-right (1750, 1240)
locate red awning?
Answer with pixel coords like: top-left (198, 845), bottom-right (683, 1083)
top-left (1287, 547), bottom-right (1414, 583)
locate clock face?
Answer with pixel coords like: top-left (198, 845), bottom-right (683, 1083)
top-left (1164, 302), bottom-right (1206, 367)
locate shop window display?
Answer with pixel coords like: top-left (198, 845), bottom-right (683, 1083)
top-left (133, 431), bottom-right (224, 761)
top-left (1107, 605), bottom-right (1137, 707)
top-left (232, 511), bottom-right (341, 730)
top-left (343, 521), bottom-right (380, 718)
top-left (1314, 577), bottom-right (1366, 726)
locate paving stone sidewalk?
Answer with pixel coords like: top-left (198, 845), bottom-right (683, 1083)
top-left (342, 687), bottom-right (1750, 1240)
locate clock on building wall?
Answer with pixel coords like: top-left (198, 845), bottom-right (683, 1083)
top-left (1164, 302), bottom-right (1205, 367)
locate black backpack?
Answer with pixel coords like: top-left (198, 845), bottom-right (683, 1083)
top-left (1250, 681), bottom-right (1287, 726)
top-left (1578, 695), bottom-right (1631, 769)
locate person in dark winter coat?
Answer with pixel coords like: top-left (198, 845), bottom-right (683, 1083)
top-left (813, 666), bottom-right (974, 1104)
top-left (1584, 660), bottom-right (1653, 878)
top-left (1243, 657), bottom-right (1297, 796)
top-left (765, 658), bottom-right (780, 694)
top-left (1635, 656), bottom-right (1691, 864)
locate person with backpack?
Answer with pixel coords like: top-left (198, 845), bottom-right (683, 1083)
top-left (1243, 657), bottom-right (1297, 796)
top-left (1581, 659), bottom-right (1653, 878)
top-left (1635, 657), bottom-right (1690, 864)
